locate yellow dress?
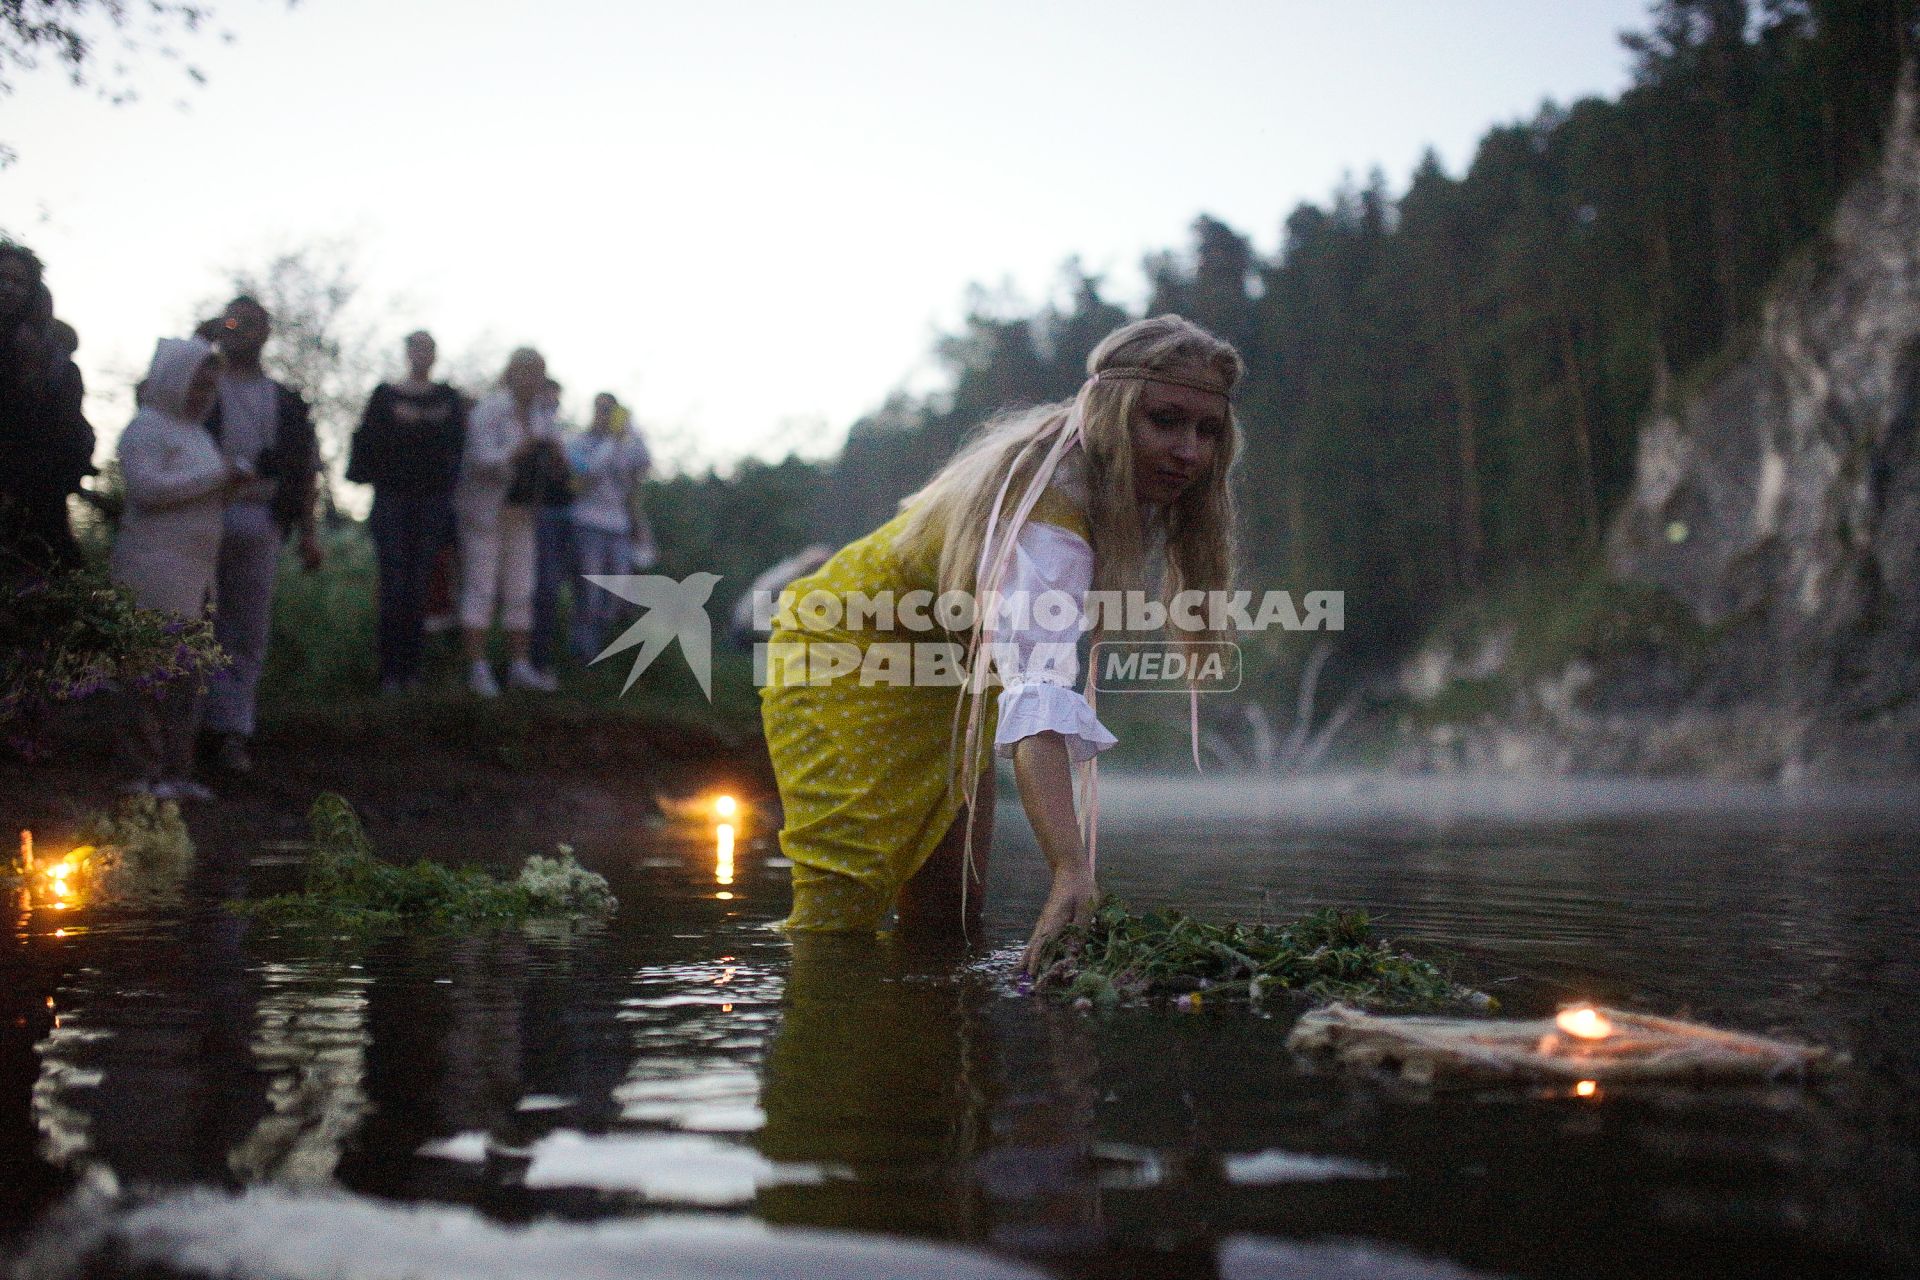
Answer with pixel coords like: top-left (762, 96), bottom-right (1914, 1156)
top-left (761, 490), bottom-right (1090, 931)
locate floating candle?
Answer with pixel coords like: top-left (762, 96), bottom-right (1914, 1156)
top-left (1556, 1007), bottom-right (1613, 1040)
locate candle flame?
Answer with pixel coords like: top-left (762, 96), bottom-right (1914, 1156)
top-left (1575, 1079), bottom-right (1598, 1098)
top-left (714, 795), bottom-right (738, 820)
top-left (1556, 1007), bottom-right (1613, 1040)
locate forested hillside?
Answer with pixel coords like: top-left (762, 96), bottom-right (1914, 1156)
top-left (650, 0), bottom-right (1915, 720)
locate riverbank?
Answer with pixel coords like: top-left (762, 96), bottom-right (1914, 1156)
top-left (0, 685), bottom-right (773, 856)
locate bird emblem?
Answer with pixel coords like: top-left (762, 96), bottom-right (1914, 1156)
top-left (583, 572), bottom-right (723, 699)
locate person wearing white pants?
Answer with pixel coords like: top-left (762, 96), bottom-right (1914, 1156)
top-left (455, 347), bottom-right (559, 696)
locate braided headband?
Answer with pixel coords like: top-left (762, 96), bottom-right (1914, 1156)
top-left (1092, 365), bottom-right (1234, 399)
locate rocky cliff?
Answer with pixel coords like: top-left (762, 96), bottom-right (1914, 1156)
top-left (1394, 75), bottom-right (1920, 781)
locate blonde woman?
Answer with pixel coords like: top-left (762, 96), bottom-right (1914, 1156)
top-left (761, 315), bottom-right (1242, 970)
top-left (455, 347), bottom-right (559, 697)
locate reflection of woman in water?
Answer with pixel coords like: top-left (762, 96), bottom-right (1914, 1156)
top-left (761, 316), bottom-right (1243, 967)
top-left (757, 935), bottom-right (1104, 1244)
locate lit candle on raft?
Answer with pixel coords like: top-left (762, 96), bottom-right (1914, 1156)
top-left (1575, 1079), bottom-right (1599, 1098)
top-left (714, 795), bottom-right (739, 820)
top-left (1556, 1007), bottom-right (1613, 1040)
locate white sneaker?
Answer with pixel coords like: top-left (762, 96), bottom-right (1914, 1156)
top-left (468, 660), bottom-right (501, 698)
top-left (507, 661), bottom-right (558, 693)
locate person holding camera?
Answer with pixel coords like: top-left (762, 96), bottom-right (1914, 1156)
top-left (455, 346), bottom-right (565, 697)
top-left (203, 295), bottom-right (322, 776)
top-left (0, 242), bottom-right (95, 578)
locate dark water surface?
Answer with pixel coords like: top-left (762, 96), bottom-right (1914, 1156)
top-left (4, 775), bottom-right (1917, 1279)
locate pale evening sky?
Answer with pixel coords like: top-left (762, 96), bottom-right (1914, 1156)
top-left (1, 0), bottom-right (1650, 475)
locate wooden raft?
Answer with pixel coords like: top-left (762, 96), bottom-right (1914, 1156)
top-left (1287, 1003), bottom-right (1841, 1086)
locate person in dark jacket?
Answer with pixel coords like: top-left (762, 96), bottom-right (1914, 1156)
top-left (0, 241), bottom-right (94, 577)
top-left (202, 295), bottom-right (322, 776)
top-left (346, 330), bottom-right (467, 693)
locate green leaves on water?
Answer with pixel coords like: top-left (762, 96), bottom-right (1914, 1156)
top-left (1032, 897), bottom-right (1494, 1014)
top-left (234, 792), bottom-right (615, 932)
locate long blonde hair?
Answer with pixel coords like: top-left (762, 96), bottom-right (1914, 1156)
top-left (894, 316), bottom-right (1246, 909)
top-left (896, 313), bottom-right (1244, 630)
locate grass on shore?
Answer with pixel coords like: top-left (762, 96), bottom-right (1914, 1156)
top-left (260, 523), bottom-right (764, 738)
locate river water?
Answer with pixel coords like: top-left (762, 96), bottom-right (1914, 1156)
top-left (3, 775), bottom-right (1916, 1279)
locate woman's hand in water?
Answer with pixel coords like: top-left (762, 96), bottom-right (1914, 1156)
top-left (1011, 730), bottom-right (1091, 975)
top-left (1021, 863), bottom-right (1096, 975)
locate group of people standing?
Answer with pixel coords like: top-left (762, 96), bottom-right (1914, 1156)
top-left (349, 339), bottom-right (654, 700)
top-left (102, 299), bottom-right (653, 800)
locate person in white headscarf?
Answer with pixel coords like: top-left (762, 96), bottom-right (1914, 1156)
top-left (109, 336), bottom-right (244, 799)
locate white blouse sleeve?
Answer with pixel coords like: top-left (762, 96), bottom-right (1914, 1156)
top-left (992, 521), bottom-right (1118, 763)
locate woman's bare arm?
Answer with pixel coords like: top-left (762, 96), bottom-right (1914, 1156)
top-left (1014, 729), bottom-right (1095, 974)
